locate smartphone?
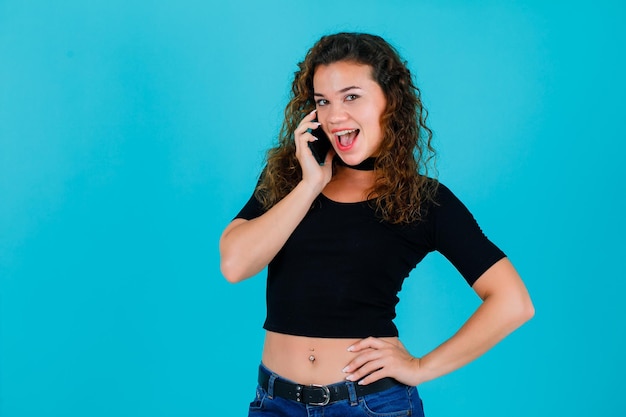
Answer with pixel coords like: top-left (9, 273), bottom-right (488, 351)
top-left (307, 123), bottom-right (332, 165)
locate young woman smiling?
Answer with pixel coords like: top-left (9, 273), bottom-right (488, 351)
top-left (220, 32), bottom-right (534, 416)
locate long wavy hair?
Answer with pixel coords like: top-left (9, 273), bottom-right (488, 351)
top-left (256, 32), bottom-right (437, 224)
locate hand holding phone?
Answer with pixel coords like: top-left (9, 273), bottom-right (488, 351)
top-left (307, 123), bottom-right (332, 165)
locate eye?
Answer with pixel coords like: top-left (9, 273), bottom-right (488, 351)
top-left (345, 94), bottom-right (359, 101)
top-left (316, 98), bottom-right (329, 106)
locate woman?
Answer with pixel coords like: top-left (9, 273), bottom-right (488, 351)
top-left (220, 32), bottom-right (534, 416)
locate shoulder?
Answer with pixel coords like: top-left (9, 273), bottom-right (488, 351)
top-left (421, 180), bottom-right (477, 225)
top-left (418, 179), bottom-right (456, 213)
top-left (429, 180), bottom-right (454, 203)
top-left (428, 180), bottom-right (465, 207)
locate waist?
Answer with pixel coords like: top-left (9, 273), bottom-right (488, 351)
top-left (258, 363), bottom-right (403, 406)
top-left (261, 330), bottom-right (400, 385)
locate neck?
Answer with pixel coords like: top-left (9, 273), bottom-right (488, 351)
top-left (334, 156), bottom-right (377, 171)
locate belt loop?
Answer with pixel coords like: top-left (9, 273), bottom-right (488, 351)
top-left (346, 381), bottom-right (358, 406)
top-left (267, 372), bottom-right (278, 400)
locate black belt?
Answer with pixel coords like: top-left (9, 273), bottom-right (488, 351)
top-left (258, 367), bottom-right (401, 406)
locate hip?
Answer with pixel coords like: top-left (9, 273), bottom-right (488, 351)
top-left (249, 363), bottom-right (424, 417)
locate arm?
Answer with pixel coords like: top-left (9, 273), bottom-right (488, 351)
top-left (220, 110), bottom-right (334, 283)
top-left (220, 180), bottom-right (324, 283)
top-left (343, 257), bottom-right (534, 386)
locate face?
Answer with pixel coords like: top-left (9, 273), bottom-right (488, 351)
top-left (313, 61), bottom-right (387, 166)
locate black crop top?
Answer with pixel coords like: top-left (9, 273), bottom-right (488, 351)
top-left (235, 182), bottom-right (505, 338)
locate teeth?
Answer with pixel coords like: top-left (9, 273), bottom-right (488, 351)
top-left (335, 129), bottom-right (357, 136)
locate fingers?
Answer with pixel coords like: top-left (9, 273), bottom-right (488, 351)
top-left (293, 109), bottom-right (334, 191)
top-left (347, 336), bottom-right (384, 353)
top-left (295, 109), bottom-right (321, 145)
top-left (343, 337), bottom-right (419, 386)
top-left (343, 352), bottom-right (386, 384)
top-left (343, 338), bottom-right (391, 384)
top-left (294, 109), bottom-right (321, 164)
top-left (353, 368), bottom-right (387, 386)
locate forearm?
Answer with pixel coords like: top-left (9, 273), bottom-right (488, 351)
top-left (416, 259), bottom-right (534, 384)
top-left (416, 290), bottom-right (533, 384)
top-left (220, 181), bottom-right (320, 283)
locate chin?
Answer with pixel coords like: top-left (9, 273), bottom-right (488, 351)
top-left (345, 153), bottom-right (373, 164)
top-left (338, 155), bottom-right (361, 165)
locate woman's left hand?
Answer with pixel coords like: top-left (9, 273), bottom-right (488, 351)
top-left (342, 337), bottom-right (423, 386)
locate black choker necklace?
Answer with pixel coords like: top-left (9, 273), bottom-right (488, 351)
top-left (334, 156), bottom-right (377, 171)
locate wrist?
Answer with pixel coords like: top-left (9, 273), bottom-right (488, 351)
top-left (298, 176), bottom-right (326, 197)
top-left (295, 180), bottom-right (323, 202)
top-left (411, 356), bottom-right (436, 386)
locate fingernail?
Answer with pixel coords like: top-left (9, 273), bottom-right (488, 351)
top-left (342, 366), bottom-right (349, 373)
top-left (357, 380), bottom-right (365, 386)
top-left (347, 346), bottom-right (354, 352)
top-left (345, 375), bottom-right (354, 381)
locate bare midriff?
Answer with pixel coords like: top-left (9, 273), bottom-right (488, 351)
top-left (261, 330), bottom-right (400, 385)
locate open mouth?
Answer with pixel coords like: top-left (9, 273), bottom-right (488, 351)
top-left (334, 129), bottom-right (360, 148)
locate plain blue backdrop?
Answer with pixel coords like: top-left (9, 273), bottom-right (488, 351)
top-left (1, 1), bottom-right (624, 416)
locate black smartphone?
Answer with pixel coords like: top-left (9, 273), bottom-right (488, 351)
top-left (307, 124), bottom-right (332, 165)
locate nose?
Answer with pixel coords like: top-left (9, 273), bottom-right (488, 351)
top-left (326, 103), bottom-right (348, 125)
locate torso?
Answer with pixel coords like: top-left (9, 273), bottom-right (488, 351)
top-left (262, 167), bottom-right (389, 385)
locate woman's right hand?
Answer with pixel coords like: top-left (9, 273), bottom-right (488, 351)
top-left (220, 110), bottom-right (335, 283)
top-left (294, 109), bottom-right (334, 194)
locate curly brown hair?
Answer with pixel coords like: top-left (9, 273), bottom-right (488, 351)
top-left (256, 32), bottom-right (437, 224)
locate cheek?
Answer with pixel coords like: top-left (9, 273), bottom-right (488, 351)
top-left (368, 110), bottom-right (385, 137)
top-left (371, 118), bottom-right (385, 148)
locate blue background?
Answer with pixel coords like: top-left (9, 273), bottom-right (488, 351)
top-left (1, 1), bottom-right (624, 416)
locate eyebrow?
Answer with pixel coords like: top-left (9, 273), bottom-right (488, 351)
top-left (314, 86), bottom-right (361, 97)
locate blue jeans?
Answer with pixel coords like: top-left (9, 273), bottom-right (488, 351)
top-left (248, 364), bottom-right (425, 417)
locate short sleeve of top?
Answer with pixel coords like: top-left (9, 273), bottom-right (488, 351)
top-left (235, 190), bottom-right (265, 221)
top-left (429, 184), bottom-right (506, 286)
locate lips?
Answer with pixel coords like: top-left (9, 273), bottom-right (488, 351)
top-left (334, 129), bottom-right (360, 149)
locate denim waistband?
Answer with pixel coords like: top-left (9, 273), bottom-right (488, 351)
top-left (258, 363), bottom-right (402, 406)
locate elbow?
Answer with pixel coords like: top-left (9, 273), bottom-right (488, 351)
top-left (521, 297), bottom-right (535, 323)
top-left (219, 234), bottom-right (248, 283)
top-left (486, 290), bottom-right (535, 331)
top-left (220, 256), bottom-right (246, 284)
top-left (511, 293), bottom-right (535, 328)
top-left (220, 250), bottom-right (260, 283)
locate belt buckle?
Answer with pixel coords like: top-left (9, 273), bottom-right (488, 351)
top-left (309, 384), bottom-right (330, 406)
